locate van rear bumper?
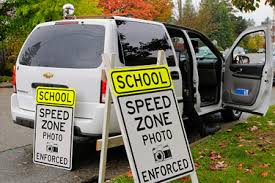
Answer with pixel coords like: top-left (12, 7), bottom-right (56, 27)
top-left (11, 93), bottom-right (120, 136)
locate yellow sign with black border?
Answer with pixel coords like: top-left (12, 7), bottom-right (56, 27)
top-left (110, 65), bottom-right (173, 96)
top-left (36, 87), bottom-right (76, 107)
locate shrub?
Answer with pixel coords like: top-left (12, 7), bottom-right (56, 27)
top-left (0, 75), bottom-right (12, 83)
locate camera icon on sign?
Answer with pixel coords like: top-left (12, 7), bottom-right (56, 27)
top-left (46, 143), bottom-right (58, 153)
top-left (152, 145), bottom-right (172, 163)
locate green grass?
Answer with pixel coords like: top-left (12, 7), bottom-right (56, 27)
top-left (110, 106), bottom-right (275, 183)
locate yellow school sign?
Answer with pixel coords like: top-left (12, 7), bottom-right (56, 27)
top-left (36, 87), bottom-right (76, 107)
top-left (110, 65), bottom-right (174, 96)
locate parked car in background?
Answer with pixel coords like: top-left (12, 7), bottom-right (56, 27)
top-left (257, 48), bottom-right (265, 53)
top-left (196, 46), bottom-right (216, 60)
top-left (233, 46), bottom-right (246, 57)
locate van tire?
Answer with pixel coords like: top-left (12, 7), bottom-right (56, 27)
top-left (221, 109), bottom-right (242, 122)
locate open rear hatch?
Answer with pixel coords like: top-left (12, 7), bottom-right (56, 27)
top-left (16, 22), bottom-right (106, 119)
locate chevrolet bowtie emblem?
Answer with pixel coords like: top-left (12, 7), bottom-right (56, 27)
top-left (43, 72), bottom-right (54, 79)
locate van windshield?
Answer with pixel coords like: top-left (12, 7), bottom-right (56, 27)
top-left (19, 24), bottom-right (105, 68)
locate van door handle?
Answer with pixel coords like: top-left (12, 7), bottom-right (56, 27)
top-left (170, 71), bottom-right (180, 80)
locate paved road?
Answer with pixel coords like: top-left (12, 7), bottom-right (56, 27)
top-left (0, 88), bottom-right (129, 183)
top-left (1, 87), bottom-right (275, 183)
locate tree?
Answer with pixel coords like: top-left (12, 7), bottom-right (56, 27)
top-left (147, 0), bottom-right (173, 22)
top-left (98, 0), bottom-right (154, 20)
top-left (195, 0), bottom-right (218, 35)
top-left (262, 16), bottom-right (272, 25)
top-left (231, 16), bottom-right (253, 36)
top-left (178, 0), bottom-right (196, 26)
top-left (15, 0), bottom-right (101, 27)
top-left (177, 0), bottom-right (253, 49)
top-left (0, 0), bottom-right (102, 74)
top-left (74, 0), bottom-right (102, 16)
top-left (232, 0), bottom-right (275, 12)
top-left (176, 0), bottom-right (220, 36)
top-left (206, 0), bottom-right (235, 49)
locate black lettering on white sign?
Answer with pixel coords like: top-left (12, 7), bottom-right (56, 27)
top-left (34, 105), bottom-right (74, 170)
top-left (116, 89), bottom-right (194, 182)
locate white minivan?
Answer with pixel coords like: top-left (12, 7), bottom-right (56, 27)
top-left (11, 16), bottom-right (273, 136)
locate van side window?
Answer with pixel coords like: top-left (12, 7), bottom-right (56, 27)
top-left (116, 20), bottom-right (175, 66)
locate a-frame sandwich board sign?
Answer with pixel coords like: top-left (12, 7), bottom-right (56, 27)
top-left (98, 51), bottom-right (199, 183)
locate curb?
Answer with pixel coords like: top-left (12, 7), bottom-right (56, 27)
top-left (0, 83), bottom-right (13, 88)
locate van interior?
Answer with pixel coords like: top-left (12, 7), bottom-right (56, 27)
top-left (187, 31), bottom-right (222, 107)
top-left (167, 26), bottom-right (222, 107)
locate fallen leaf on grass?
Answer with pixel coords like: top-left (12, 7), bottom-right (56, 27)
top-left (179, 176), bottom-right (190, 182)
top-left (236, 180), bottom-right (241, 183)
top-left (237, 163), bottom-right (244, 170)
top-left (194, 162), bottom-right (200, 169)
top-left (209, 161), bottom-right (228, 170)
top-left (245, 150), bottom-right (255, 155)
top-left (244, 169), bottom-right (255, 174)
top-left (219, 143), bottom-right (226, 148)
top-left (257, 143), bottom-right (264, 147)
top-left (235, 133), bottom-right (242, 137)
top-left (209, 151), bottom-right (222, 160)
top-left (247, 125), bottom-right (258, 132)
top-left (127, 170), bottom-right (133, 177)
top-left (260, 172), bottom-right (269, 177)
top-left (259, 164), bottom-right (269, 168)
top-left (238, 144), bottom-right (244, 147)
top-left (264, 140), bottom-right (272, 144)
top-left (239, 138), bottom-right (252, 143)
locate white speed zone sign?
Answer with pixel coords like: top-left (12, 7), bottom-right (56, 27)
top-left (107, 65), bottom-right (196, 183)
top-left (118, 90), bottom-right (194, 182)
top-left (34, 87), bottom-right (75, 170)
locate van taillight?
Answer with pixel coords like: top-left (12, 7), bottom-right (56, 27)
top-left (100, 80), bottom-right (107, 103)
top-left (12, 65), bottom-right (17, 93)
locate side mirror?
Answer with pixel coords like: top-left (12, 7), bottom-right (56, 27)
top-left (233, 55), bottom-right (250, 64)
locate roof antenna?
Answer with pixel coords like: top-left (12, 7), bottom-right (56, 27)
top-left (63, 3), bottom-right (75, 19)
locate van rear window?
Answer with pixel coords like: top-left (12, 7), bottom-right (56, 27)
top-left (19, 24), bottom-right (105, 68)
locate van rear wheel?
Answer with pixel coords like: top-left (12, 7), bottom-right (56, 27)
top-left (221, 109), bottom-right (242, 122)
